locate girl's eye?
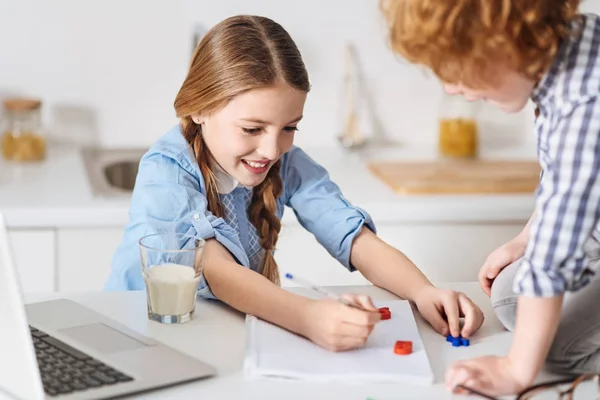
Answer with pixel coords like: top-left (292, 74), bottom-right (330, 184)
top-left (242, 127), bottom-right (262, 134)
top-left (284, 126), bottom-right (299, 132)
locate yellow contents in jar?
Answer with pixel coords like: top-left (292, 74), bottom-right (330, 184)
top-left (1, 131), bottom-right (46, 161)
top-left (439, 118), bottom-right (478, 157)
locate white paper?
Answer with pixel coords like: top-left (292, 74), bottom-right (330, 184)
top-left (244, 300), bottom-right (434, 384)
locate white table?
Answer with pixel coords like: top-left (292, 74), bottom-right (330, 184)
top-left (26, 283), bottom-right (565, 400)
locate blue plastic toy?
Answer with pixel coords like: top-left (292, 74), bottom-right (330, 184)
top-left (446, 334), bottom-right (470, 347)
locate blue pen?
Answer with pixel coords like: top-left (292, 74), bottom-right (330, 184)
top-left (284, 273), bottom-right (375, 313)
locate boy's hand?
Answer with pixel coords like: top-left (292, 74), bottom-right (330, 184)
top-left (446, 356), bottom-right (531, 397)
top-left (478, 237), bottom-right (527, 296)
top-left (300, 294), bottom-right (380, 352)
top-left (413, 287), bottom-right (484, 338)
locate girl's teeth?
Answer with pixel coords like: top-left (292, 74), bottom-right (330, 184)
top-left (246, 161), bottom-right (267, 168)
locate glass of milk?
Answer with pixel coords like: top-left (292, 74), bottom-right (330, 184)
top-left (139, 233), bottom-right (205, 324)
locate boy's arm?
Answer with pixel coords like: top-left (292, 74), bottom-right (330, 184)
top-left (448, 98), bottom-right (600, 396)
top-left (501, 96), bottom-right (600, 385)
top-left (508, 295), bottom-right (563, 384)
top-left (515, 97), bottom-right (600, 297)
top-left (446, 295), bottom-right (564, 394)
top-left (517, 211), bottom-right (535, 242)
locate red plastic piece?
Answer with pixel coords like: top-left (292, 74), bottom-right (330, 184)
top-left (379, 308), bottom-right (391, 320)
top-left (394, 340), bottom-right (413, 355)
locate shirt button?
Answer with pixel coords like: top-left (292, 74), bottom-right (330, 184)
top-left (192, 213), bottom-right (200, 220)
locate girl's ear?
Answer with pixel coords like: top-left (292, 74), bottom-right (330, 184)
top-left (191, 114), bottom-right (206, 125)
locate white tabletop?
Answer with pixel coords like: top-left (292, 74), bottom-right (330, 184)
top-left (26, 283), bottom-right (564, 400)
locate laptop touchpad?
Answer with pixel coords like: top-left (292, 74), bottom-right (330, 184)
top-left (59, 323), bottom-right (148, 354)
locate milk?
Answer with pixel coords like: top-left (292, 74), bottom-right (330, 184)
top-left (143, 264), bottom-right (201, 317)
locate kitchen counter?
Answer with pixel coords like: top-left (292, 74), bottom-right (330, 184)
top-left (0, 144), bottom-right (536, 229)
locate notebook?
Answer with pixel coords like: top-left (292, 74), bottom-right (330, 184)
top-left (243, 300), bottom-right (434, 384)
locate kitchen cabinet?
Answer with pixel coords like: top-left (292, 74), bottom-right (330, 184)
top-left (374, 222), bottom-right (524, 282)
top-left (57, 228), bottom-right (124, 292)
top-left (276, 220), bottom-right (525, 287)
top-left (8, 229), bottom-right (56, 293)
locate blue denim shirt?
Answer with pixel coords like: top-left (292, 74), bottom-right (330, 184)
top-left (104, 125), bottom-right (375, 298)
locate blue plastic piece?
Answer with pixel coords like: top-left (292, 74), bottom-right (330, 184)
top-left (446, 334), bottom-right (470, 347)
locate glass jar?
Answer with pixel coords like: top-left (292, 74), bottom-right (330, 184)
top-left (438, 94), bottom-right (480, 158)
top-left (1, 98), bottom-right (46, 162)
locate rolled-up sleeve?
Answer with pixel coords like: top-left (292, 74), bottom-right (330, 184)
top-left (282, 147), bottom-right (376, 271)
top-left (105, 152), bottom-right (248, 299)
top-left (515, 96), bottom-right (600, 296)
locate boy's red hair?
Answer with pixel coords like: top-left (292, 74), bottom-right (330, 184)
top-left (380, 0), bottom-right (581, 87)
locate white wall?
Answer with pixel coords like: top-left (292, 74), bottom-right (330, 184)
top-left (1, 0), bottom-right (598, 149)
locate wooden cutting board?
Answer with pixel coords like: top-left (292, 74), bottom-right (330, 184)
top-left (368, 160), bottom-right (541, 194)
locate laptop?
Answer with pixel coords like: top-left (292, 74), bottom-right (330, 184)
top-left (0, 214), bottom-right (216, 400)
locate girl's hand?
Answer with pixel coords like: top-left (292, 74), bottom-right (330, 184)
top-left (300, 294), bottom-right (381, 352)
top-left (414, 286), bottom-right (484, 338)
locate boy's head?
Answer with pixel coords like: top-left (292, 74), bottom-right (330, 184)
top-left (380, 0), bottom-right (580, 112)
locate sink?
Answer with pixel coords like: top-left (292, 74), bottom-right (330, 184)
top-left (82, 147), bottom-right (147, 197)
top-left (104, 161), bottom-right (139, 191)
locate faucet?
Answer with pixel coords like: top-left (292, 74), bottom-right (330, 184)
top-left (337, 43), bottom-right (367, 150)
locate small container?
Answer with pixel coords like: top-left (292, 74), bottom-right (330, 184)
top-left (1, 98), bottom-right (46, 162)
top-left (438, 94), bottom-right (480, 158)
top-left (140, 233), bottom-right (205, 324)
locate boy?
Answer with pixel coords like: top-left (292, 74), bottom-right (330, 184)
top-left (380, 0), bottom-right (600, 396)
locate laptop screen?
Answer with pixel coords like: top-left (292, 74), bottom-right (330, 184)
top-left (0, 214), bottom-right (45, 400)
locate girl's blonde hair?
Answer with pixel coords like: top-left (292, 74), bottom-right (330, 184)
top-left (380, 0), bottom-right (581, 88)
top-left (174, 15), bottom-right (310, 285)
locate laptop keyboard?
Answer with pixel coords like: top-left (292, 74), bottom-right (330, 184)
top-left (30, 326), bottom-right (134, 397)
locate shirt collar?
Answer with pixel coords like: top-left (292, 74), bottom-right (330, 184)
top-left (210, 160), bottom-right (250, 195)
top-left (531, 64), bottom-right (556, 107)
top-left (530, 49), bottom-right (563, 117)
top-left (530, 17), bottom-right (580, 106)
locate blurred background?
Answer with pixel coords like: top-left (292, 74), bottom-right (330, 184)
top-left (1, 0), bottom-right (599, 295)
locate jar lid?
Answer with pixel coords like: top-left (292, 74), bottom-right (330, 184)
top-left (3, 98), bottom-right (42, 111)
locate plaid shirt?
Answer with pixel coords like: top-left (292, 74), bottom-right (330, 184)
top-left (515, 13), bottom-right (600, 297)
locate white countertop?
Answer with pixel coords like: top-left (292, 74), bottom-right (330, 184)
top-left (0, 144), bottom-right (536, 229)
top-left (25, 283), bottom-right (570, 400)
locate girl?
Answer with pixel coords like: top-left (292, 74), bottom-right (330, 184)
top-left (105, 15), bottom-right (484, 352)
